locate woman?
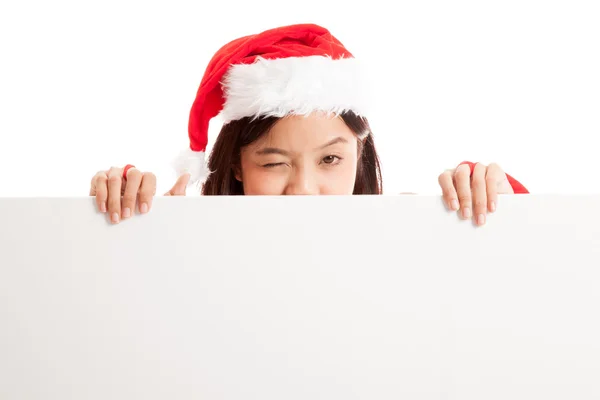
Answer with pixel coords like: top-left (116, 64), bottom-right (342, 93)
top-left (89, 24), bottom-right (528, 225)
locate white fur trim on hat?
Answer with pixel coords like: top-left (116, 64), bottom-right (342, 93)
top-left (171, 148), bottom-right (209, 188)
top-left (219, 55), bottom-right (369, 123)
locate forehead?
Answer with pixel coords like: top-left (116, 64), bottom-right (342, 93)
top-left (255, 113), bottom-right (356, 149)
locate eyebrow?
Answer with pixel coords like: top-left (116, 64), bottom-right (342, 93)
top-left (255, 136), bottom-right (349, 156)
top-left (317, 136), bottom-right (348, 150)
top-left (255, 147), bottom-right (290, 156)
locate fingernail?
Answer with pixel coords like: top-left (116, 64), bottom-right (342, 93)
top-left (451, 199), bottom-right (459, 210)
top-left (140, 203), bottom-right (148, 214)
top-left (111, 212), bottom-right (120, 223)
top-left (100, 202), bottom-right (106, 213)
top-left (122, 207), bottom-right (131, 219)
top-left (490, 201), bottom-right (496, 212)
top-left (462, 207), bottom-right (471, 219)
top-left (478, 214), bottom-right (485, 226)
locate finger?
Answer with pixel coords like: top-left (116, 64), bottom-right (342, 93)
top-left (138, 172), bottom-right (157, 214)
top-left (485, 163), bottom-right (504, 213)
top-left (121, 167), bottom-right (143, 219)
top-left (90, 171), bottom-right (108, 213)
top-left (453, 164), bottom-right (472, 220)
top-left (438, 170), bottom-right (459, 211)
top-left (471, 163), bottom-right (487, 226)
top-left (107, 167), bottom-right (124, 224)
top-left (490, 162), bottom-right (514, 195)
top-left (166, 173), bottom-right (190, 196)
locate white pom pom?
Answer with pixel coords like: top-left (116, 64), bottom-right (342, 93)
top-left (171, 148), bottom-right (209, 188)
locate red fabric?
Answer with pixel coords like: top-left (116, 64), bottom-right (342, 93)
top-left (458, 161), bottom-right (529, 194)
top-left (187, 24), bottom-right (352, 153)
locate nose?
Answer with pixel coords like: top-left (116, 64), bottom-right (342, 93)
top-left (285, 166), bottom-right (319, 195)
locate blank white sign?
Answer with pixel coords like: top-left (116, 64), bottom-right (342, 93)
top-left (1, 195), bottom-right (600, 399)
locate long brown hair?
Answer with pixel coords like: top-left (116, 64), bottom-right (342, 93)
top-left (202, 111), bottom-right (383, 195)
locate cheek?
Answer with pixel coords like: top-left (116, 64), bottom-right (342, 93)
top-left (320, 155), bottom-right (358, 195)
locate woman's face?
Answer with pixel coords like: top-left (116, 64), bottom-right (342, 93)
top-left (238, 113), bottom-right (359, 195)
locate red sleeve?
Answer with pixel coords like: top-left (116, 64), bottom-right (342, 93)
top-left (458, 161), bottom-right (529, 194)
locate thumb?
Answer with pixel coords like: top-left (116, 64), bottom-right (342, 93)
top-left (164, 173), bottom-right (190, 196)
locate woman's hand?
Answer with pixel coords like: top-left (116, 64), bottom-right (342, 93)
top-left (89, 166), bottom-right (190, 224)
top-left (438, 162), bottom-right (514, 226)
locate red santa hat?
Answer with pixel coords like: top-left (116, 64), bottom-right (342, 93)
top-left (173, 23), bottom-right (370, 187)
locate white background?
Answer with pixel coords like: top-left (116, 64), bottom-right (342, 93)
top-left (1, 0), bottom-right (599, 197)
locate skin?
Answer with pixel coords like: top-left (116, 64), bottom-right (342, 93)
top-left (89, 113), bottom-right (514, 226)
top-left (236, 114), bottom-right (359, 195)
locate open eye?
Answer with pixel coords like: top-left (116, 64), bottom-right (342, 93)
top-left (321, 155), bottom-right (341, 165)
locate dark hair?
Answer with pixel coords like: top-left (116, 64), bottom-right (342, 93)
top-left (202, 111), bottom-right (383, 195)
